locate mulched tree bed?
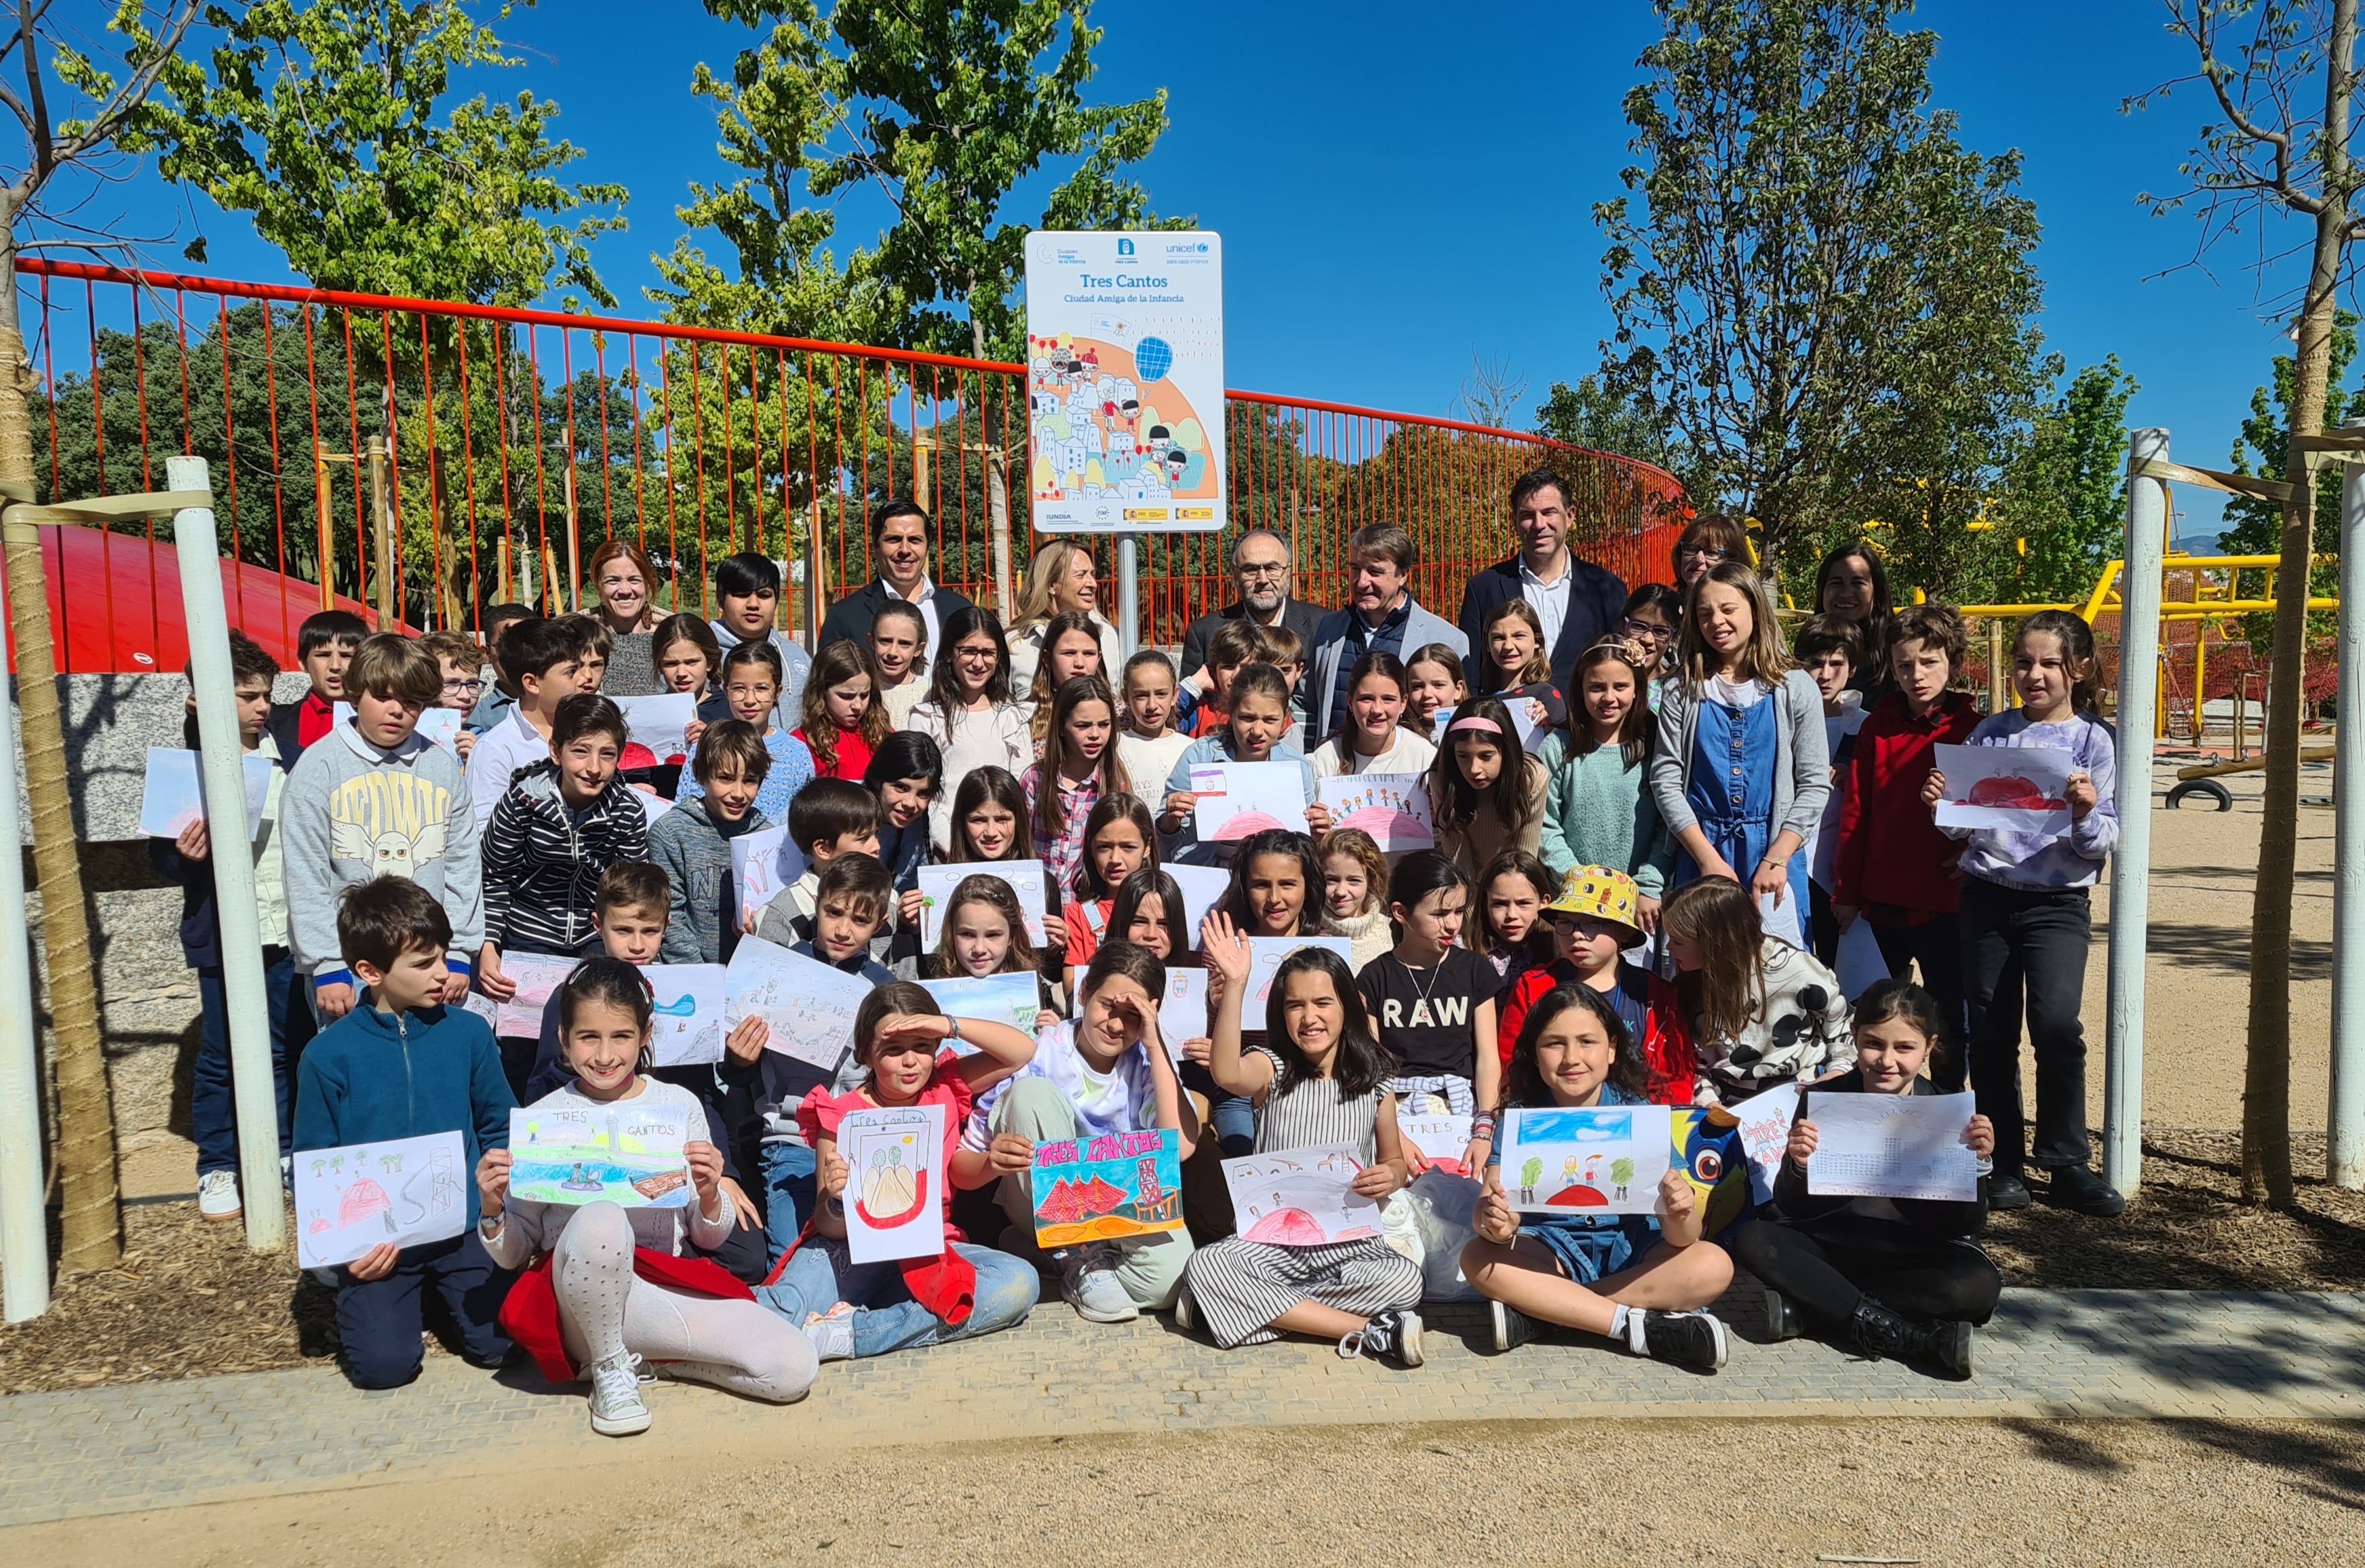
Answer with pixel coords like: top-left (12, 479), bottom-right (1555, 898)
top-left (3, 1126), bottom-right (2361, 1397)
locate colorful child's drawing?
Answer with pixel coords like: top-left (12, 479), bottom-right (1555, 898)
top-left (1501, 1103), bottom-right (1674, 1215)
top-left (1221, 1143), bottom-right (1381, 1246)
top-left (1721, 1082), bottom-right (1800, 1205)
top-left (1932, 743), bottom-right (2075, 836)
top-left (839, 1103), bottom-right (946, 1264)
top-left (1316, 773), bottom-right (1435, 852)
top-left (724, 936), bottom-right (869, 1074)
top-left (1245, 936), bottom-right (1355, 1007)
top-left (509, 1099), bottom-right (692, 1209)
top-left (475, 953), bottom-right (579, 1038)
top-left (642, 963), bottom-right (726, 1067)
top-left (1396, 1113), bottom-right (1475, 1177)
top-left (916, 859), bottom-right (1051, 947)
top-left (138, 747), bottom-right (275, 840)
top-left (1188, 761), bottom-right (1309, 841)
top-left (1163, 864), bottom-right (1230, 948)
top-left (293, 1130), bottom-right (467, 1268)
top-left (1672, 1104), bottom-right (1754, 1236)
top-left (1032, 1128), bottom-right (1185, 1248)
top-left (730, 825), bottom-right (809, 930)
top-left (920, 972), bottom-right (1042, 1052)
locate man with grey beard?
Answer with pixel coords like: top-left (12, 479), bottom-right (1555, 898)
top-left (1177, 528), bottom-right (1325, 718)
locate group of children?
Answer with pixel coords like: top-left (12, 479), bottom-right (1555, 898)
top-left (165, 505), bottom-right (2121, 1434)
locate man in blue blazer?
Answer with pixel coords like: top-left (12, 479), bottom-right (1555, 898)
top-left (1307, 522), bottom-right (1468, 741)
top-left (1455, 467), bottom-right (1629, 699)
top-left (817, 498), bottom-right (975, 664)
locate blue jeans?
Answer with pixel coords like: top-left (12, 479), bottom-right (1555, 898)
top-left (756, 1237), bottom-right (1037, 1358)
top-left (193, 952), bottom-right (307, 1179)
top-left (759, 1139), bottom-right (819, 1263)
top-left (334, 1231), bottom-right (513, 1390)
top-left (1181, 1061), bottom-right (1256, 1156)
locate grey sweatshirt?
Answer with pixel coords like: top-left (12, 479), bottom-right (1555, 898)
top-left (281, 719), bottom-right (484, 987)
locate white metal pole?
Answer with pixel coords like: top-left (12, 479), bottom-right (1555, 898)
top-left (170, 456), bottom-right (284, 1251)
top-left (1116, 532), bottom-right (1140, 659)
top-left (0, 520), bottom-right (49, 1320)
top-left (2105, 427), bottom-right (2169, 1197)
top-left (2331, 423), bottom-right (2365, 1187)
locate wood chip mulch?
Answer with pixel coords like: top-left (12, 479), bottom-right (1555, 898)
top-left (3, 1125), bottom-right (2361, 1396)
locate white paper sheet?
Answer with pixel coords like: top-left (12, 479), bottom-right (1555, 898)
top-left (475, 952), bottom-right (579, 1038)
top-left (1932, 743), bottom-right (2075, 836)
top-left (333, 701), bottom-right (464, 758)
top-left (1245, 935), bottom-right (1355, 1008)
top-left (1499, 1103), bottom-right (1675, 1215)
top-left (730, 825), bottom-right (809, 930)
top-left (1804, 1090), bottom-right (1980, 1202)
top-left (1188, 760), bottom-right (1310, 840)
top-left (1158, 966), bottom-right (1209, 1059)
top-left (724, 935), bottom-right (869, 1073)
top-left (916, 859), bottom-right (1051, 947)
top-left (1221, 1142), bottom-right (1383, 1245)
top-left (840, 1103), bottom-right (947, 1263)
top-left (642, 963), bottom-right (727, 1067)
top-left (1727, 1082), bottom-right (1801, 1205)
top-left (633, 786), bottom-right (674, 826)
top-left (612, 692), bottom-right (697, 761)
top-left (293, 1131), bottom-right (467, 1268)
top-left (920, 972), bottom-right (1042, 1051)
top-left (1316, 772), bottom-right (1435, 851)
top-left (509, 1097), bottom-right (694, 1209)
top-left (138, 747), bottom-right (275, 840)
top-left (1396, 1112), bottom-right (1476, 1176)
top-left (1162, 863), bottom-right (1231, 948)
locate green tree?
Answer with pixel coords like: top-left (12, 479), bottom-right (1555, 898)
top-left (1997, 357), bottom-right (2141, 606)
top-left (153, 0), bottom-right (626, 308)
top-left (1597, 0), bottom-right (1994, 583)
top-left (1533, 373), bottom-right (1683, 471)
top-left (2217, 314), bottom-right (2357, 640)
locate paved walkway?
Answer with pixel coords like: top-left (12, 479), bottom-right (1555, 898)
top-left (4, 1288), bottom-right (2362, 1528)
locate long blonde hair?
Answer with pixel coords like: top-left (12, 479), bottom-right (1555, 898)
top-left (1012, 538), bottom-right (1099, 634)
top-left (1678, 561), bottom-right (1791, 691)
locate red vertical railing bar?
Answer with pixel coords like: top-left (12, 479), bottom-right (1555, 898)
top-left (831, 352), bottom-right (846, 633)
top-left (214, 292), bottom-right (241, 634)
top-left (260, 298), bottom-right (294, 650)
top-left (745, 349), bottom-right (762, 566)
top-left (340, 309), bottom-right (363, 599)
top-left (416, 313), bottom-right (444, 630)
top-left (657, 340), bottom-right (685, 614)
top-left (378, 311), bottom-right (403, 627)
top-left (804, 349), bottom-right (821, 640)
top-left (687, 342), bottom-right (710, 604)
top-left (774, 348), bottom-right (793, 611)
top-left (302, 305), bottom-right (326, 605)
top-left (174, 289), bottom-right (193, 456)
top-left (560, 327), bottom-right (580, 604)
top-left (130, 285), bottom-right (153, 490)
top-left (716, 344), bottom-right (737, 554)
top-left (456, 323), bottom-right (480, 631)
top-left (593, 333), bottom-right (614, 536)
top-left (490, 324), bottom-right (515, 621)
top-left (37, 271), bottom-right (56, 503)
top-left (626, 333), bottom-right (648, 556)
top-left (526, 326), bottom-right (551, 612)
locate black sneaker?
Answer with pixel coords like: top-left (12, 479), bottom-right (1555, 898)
top-left (1340, 1308), bottom-right (1424, 1367)
top-left (1626, 1308), bottom-right (1728, 1373)
top-left (1987, 1172), bottom-right (2031, 1211)
top-left (1489, 1298), bottom-right (1537, 1353)
top-left (1761, 1289), bottom-right (1804, 1343)
top-left (2046, 1164), bottom-right (2127, 1217)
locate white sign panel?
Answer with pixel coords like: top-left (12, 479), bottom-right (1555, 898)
top-left (1023, 230), bottom-right (1225, 534)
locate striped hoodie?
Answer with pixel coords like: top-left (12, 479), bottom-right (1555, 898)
top-left (482, 761), bottom-right (650, 954)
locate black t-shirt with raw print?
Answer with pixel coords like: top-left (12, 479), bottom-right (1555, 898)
top-left (1357, 947), bottom-right (1494, 1079)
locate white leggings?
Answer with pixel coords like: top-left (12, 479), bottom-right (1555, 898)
top-left (549, 1201), bottom-right (816, 1404)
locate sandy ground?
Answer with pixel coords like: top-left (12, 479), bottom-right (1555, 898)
top-left (14, 1416), bottom-right (2365, 1567)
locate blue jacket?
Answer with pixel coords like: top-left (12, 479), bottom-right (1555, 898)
top-left (293, 999), bottom-right (516, 1227)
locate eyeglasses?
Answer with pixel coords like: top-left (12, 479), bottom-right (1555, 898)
top-left (1621, 618), bottom-right (1674, 641)
top-left (441, 678), bottom-right (486, 696)
top-left (1677, 543), bottom-right (1729, 562)
top-left (1237, 561), bottom-right (1289, 579)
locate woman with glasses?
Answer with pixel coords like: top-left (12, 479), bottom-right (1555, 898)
top-left (1670, 515), bottom-right (1751, 591)
top-left (584, 538), bottom-right (667, 695)
top-left (907, 606), bottom-right (1036, 855)
top-left (1618, 583), bottom-right (1684, 702)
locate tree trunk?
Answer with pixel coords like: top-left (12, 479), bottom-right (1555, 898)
top-left (0, 227), bottom-right (120, 1267)
top-left (2243, 0), bottom-right (2357, 1209)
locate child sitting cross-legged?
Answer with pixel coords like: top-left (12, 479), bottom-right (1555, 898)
top-left (484, 958), bottom-right (817, 1436)
top-left (958, 941), bottom-right (1200, 1322)
top-left (1176, 917), bottom-right (1426, 1367)
top-left (754, 984), bottom-right (1042, 1361)
top-left (1729, 979), bottom-right (1999, 1379)
top-left (292, 877), bottom-right (515, 1390)
top-left (1496, 867), bottom-right (1688, 1106)
top-left (1460, 983), bottom-right (1735, 1369)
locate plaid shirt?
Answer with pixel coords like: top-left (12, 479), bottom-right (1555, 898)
top-left (1021, 763), bottom-right (1101, 902)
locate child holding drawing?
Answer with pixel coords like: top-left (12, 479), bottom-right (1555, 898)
top-left (959, 940), bottom-right (1201, 1321)
top-left (1926, 608), bottom-right (2122, 1217)
top-left (1355, 854), bottom-right (1499, 1165)
top-left (1460, 983), bottom-right (1734, 1369)
top-left (1158, 661), bottom-right (1318, 866)
top-left (1728, 979), bottom-right (1997, 1379)
top-left (483, 958), bottom-right (817, 1435)
top-left (931, 873), bottom-right (1062, 1030)
top-left (754, 984), bottom-right (1041, 1361)
top-left (1177, 922), bottom-right (1425, 1366)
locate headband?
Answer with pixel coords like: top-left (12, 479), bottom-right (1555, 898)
top-left (1447, 715), bottom-right (1504, 737)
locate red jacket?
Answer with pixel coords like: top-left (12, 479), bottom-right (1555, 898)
top-left (1831, 690), bottom-right (1980, 915)
top-left (1496, 960), bottom-right (1693, 1107)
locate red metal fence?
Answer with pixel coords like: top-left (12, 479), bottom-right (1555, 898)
top-left (16, 258), bottom-right (1685, 674)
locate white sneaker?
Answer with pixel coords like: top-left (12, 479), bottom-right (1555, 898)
top-left (586, 1351), bottom-right (652, 1436)
top-left (197, 1170), bottom-right (241, 1222)
top-left (802, 1302), bottom-right (856, 1363)
top-left (1059, 1246), bottom-right (1139, 1324)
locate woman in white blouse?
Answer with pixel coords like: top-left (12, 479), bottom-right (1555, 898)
top-left (1007, 538), bottom-right (1125, 694)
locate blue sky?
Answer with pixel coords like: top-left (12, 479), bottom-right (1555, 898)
top-left (103, 0), bottom-right (2324, 542)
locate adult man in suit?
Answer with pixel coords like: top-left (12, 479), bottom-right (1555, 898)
top-left (1455, 467), bottom-right (1629, 699)
top-left (817, 498), bottom-right (976, 665)
top-left (1177, 527), bottom-right (1326, 714)
top-left (1307, 523), bottom-right (1467, 741)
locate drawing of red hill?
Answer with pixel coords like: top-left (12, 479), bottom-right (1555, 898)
top-left (1242, 1207), bottom-right (1377, 1245)
top-left (1966, 775), bottom-right (2065, 811)
top-left (1210, 810), bottom-right (1291, 842)
top-left (1330, 804), bottom-right (1434, 850)
top-left (1542, 1183), bottom-right (1611, 1209)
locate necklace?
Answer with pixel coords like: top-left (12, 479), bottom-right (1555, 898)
top-left (1389, 947), bottom-right (1453, 1017)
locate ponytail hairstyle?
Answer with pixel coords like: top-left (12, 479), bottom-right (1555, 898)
top-left (1111, 867), bottom-right (1194, 962)
top-left (1224, 827), bottom-right (1322, 936)
top-left (949, 765), bottom-right (1037, 862)
top-left (1264, 946), bottom-right (1394, 1098)
top-left (798, 636), bottom-right (889, 774)
top-left (1569, 639), bottom-right (1653, 768)
top-left (555, 956), bottom-right (655, 1073)
top-left (928, 872), bottom-right (1042, 979)
top-left (1384, 848), bottom-right (1468, 920)
top-left (1500, 983), bottom-right (1647, 1113)
top-left (1661, 876), bottom-right (1769, 1047)
top-left (2016, 608), bottom-right (2103, 716)
top-left (1034, 676), bottom-right (1132, 859)
top-left (1074, 788), bottom-right (1157, 902)
top-left (1428, 695), bottom-right (1541, 838)
top-left (1480, 597), bottom-right (1553, 690)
